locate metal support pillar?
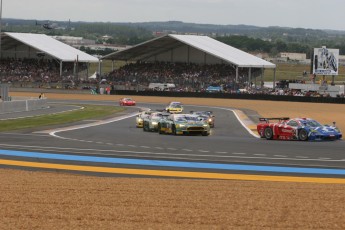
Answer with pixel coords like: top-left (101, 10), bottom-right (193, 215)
top-left (59, 61), bottom-right (63, 77)
top-left (98, 60), bottom-right (102, 79)
top-left (235, 66), bottom-right (239, 84)
top-left (261, 67), bottom-right (264, 89)
top-left (248, 67), bottom-right (252, 88)
top-left (273, 68), bottom-right (276, 90)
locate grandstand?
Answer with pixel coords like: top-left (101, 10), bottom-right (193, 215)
top-left (0, 32), bottom-right (99, 84)
top-left (102, 34), bottom-right (277, 91)
top-left (0, 33), bottom-right (278, 93)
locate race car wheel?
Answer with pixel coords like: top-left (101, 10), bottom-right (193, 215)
top-left (172, 125), bottom-right (177, 135)
top-left (298, 129), bottom-right (308, 141)
top-left (143, 123), bottom-right (148, 132)
top-left (264, 127), bottom-right (273, 140)
top-left (202, 131), bottom-right (209, 136)
top-left (158, 124), bottom-right (163, 134)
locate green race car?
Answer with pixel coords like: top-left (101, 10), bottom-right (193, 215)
top-left (143, 112), bottom-right (169, 132)
top-left (158, 114), bottom-right (210, 136)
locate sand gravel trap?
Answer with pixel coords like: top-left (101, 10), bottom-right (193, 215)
top-left (1, 92), bottom-right (344, 229)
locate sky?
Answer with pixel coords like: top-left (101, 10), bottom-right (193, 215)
top-left (3, 0), bottom-right (345, 31)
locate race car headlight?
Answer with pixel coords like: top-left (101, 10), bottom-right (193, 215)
top-left (151, 122), bottom-right (158, 125)
top-left (137, 118), bottom-right (143, 122)
top-left (334, 127), bottom-right (341, 133)
top-left (203, 124), bottom-right (209, 127)
top-left (177, 124), bottom-right (185, 128)
top-left (310, 129), bottom-right (321, 135)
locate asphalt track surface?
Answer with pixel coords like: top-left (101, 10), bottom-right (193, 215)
top-left (0, 99), bottom-right (345, 182)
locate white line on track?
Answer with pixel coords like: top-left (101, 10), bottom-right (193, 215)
top-left (45, 111), bottom-right (140, 137)
top-left (198, 150), bottom-right (210, 153)
top-left (0, 105), bottom-right (84, 121)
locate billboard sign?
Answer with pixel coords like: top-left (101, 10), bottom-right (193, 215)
top-left (313, 47), bottom-right (339, 75)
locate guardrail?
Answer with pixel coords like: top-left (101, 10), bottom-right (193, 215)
top-left (111, 90), bottom-right (345, 104)
top-left (0, 98), bottom-right (48, 114)
top-left (8, 87), bottom-right (345, 104)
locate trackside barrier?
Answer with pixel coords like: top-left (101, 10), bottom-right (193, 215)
top-left (0, 98), bottom-right (48, 114)
top-left (7, 87), bottom-right (345, 104)
top-left (111, 90), bottom-right (345, 104)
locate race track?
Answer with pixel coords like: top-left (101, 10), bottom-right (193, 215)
top-left (0, 99), bottom-right (345, 181)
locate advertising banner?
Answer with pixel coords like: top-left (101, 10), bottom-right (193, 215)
top-left (313, 47), bottom-right (339, 75)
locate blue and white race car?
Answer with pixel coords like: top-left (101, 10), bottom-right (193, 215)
top-left (257, 117), bottom-right (342, 141)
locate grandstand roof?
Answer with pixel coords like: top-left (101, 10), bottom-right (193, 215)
top-left (102, 34), bottom-right (275, 68)
top-left (1, 32), bottom-right (99, 62)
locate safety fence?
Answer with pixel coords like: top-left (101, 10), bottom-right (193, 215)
top-left (0, 98), bottom-right (48, 114)
top-left (111, 90), bottom-right (345, 104)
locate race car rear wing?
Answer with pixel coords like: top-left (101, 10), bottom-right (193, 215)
top-left (259, 117), bottom-right (290, 123)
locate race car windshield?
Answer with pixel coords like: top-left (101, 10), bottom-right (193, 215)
top-left (197, 112), bottom-right (211, 116)
top-left (151, 114), bottom-right (162, 119)
top-left (174, 115), bottom-right (198, 122)
top-left (303, 120), bottom-right (322, 128)
top-left (171, 105), bottom-right (182, 108)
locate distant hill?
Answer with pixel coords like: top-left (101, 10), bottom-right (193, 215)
top-left (2, 18), bottom-right (345, 55)
top-left (3, 18), bottom-right (345, 39)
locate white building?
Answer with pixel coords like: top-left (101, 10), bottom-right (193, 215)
top-left (280, 52), bottom-right (307, 61)
top-left (51, 36), bottom-right (95, 46)
top-left (339, 55), bottom-right (345, 64)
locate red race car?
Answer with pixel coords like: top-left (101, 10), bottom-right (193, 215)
top-left (257, 117), bottom-right (342, 141)
top-left (119, 98), bottom-right (136, 106)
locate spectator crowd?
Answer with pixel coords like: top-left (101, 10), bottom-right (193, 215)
top-left (1, 58), bottom-right (343, 98)
top-left (106, 62), bottom-right (262, 92)
top-left (0, 58), bottom-right (90, 89)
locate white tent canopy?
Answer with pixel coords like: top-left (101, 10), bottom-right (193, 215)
top-left (103, 34), bottom-right (275, 68)
top-left (171, 34), bottom-right (275, 68)
top-left (1, 32), bottom-right (99, 62)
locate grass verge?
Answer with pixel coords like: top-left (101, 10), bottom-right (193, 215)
top-left (0, 105), bottom-right (125, 132)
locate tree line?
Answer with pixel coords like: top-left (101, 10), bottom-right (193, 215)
top-left (216, 36), bottom-right (345, 57)
top-left (3, 18), bottom-right (345, 57)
